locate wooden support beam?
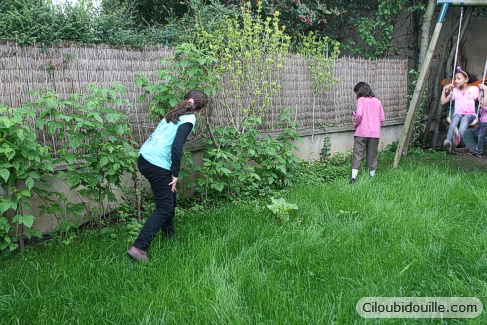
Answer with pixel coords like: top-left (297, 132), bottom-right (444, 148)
top-left (393, 3), bottom-right (449, 168)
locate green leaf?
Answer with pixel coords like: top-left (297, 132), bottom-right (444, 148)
top-left (20, 190), bottom-right (32, 198)
top-left (93, 113), bottom-right (104, 123)
top-left (219, 167), bottom-right (232, 175)
top-left (47, 121), bottom-right (60, 135)
top-left (0, 169), bottom-right (10, 182)
top-left (25, 177), bottom-right (34, 190)
top-left (22, 202), bottom-right (32, 211)
top-left (16, 128), bottom-right (25, 141)
top-left (100, 156), bottom-right (108, 167)
top-left (0, 201), bottom-right (11, 214)
top-left (169, 98), bottom-right (179, 107)
top-left (106, 112), bottom-right (120, 123)
top-left (16, 214), bottom-right (35, 228)
top-left (211, 183), bottom-right (225, 192)
top-left (64, 154), bottom-right (77, 164)
top-left (0, 116), bottom-right (14, 128)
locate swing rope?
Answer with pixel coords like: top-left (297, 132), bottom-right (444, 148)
top-left (447, 6), bottom-right (464, 123)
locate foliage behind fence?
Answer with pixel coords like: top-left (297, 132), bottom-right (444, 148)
top-left (0, 42), bottom-right (407, 153)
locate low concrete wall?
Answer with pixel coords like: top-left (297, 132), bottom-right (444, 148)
top-left (14, 119), bottom-right (404, 234)
top-left (294, 118), bottom-right (404, 161)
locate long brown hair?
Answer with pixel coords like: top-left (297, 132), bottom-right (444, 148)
top-left (165, 90), bottom-right (208, 124)
top-left (354, 82), bottom-right (375, 99)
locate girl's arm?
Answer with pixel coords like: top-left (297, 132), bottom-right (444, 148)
top-left (170, 123), bottom-right (193, 178)
top-left (354, 99), bottom-right (363, 128)
top-left (479, 84), bottom-right (487, 106)
top-left (440, 84), bottom-right (454, 105)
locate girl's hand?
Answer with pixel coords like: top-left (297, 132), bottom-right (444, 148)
top-left (169, 176), bottom-right (178, 192)
top-left (478, 83), bottom-right (487, 91)
top-left (443, 84), bottom-right (454, 91)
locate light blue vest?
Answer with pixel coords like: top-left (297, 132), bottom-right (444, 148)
top-left (139, 114), bottom-right (196, 170)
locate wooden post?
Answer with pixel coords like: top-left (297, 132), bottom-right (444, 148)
top-left (393, 3), bottom-right (449, 168)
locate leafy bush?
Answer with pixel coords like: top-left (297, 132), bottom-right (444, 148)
top-left (0, 0), bottom-right (172, 48)
top-left (30, 84), bottom-right (139, 220)
top-left (191, 1), bottom-right (291, 132)
top-left (296, 150), bottom-right (352, 185)
top-left (194, 109), bottom-right (301, 203)
top-left (0, 105), bottom-right (52, 253)
top-left (0, 84), bottom-right (139, 254)
top-left (135, 42), bottom-right (221, 120)
top-left (266, 197), bottom-right (298, 222)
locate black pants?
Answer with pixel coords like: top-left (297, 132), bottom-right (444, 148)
top-left (133, 155), bottom-right (176, 251)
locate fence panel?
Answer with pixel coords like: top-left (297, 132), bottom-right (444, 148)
top-left (0, 43), bottom-right (408, 153)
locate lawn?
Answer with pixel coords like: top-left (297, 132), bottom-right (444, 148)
top-left (0, 151), bottom-right (486, 324)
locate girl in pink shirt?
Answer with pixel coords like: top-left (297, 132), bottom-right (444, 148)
top-left (440, 68), bottom-right (479, 152)
top-left (470, 82), bottom-right (487, 157)
top-left (349, 82), bottom-right (385, 184)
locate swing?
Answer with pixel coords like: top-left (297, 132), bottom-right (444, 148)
top-left (444, 6), bottom-right (487, 127)
top-left (443, 68), bottom-right (487, 124)
top-left (394, 1), bottom-right (487, 168)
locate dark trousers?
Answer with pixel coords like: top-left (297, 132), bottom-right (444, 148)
top-left (352, 136), bottom-right (380, 171)
top-left (471, 122), bottom-right (487, 155)
top-left (133, 155), bottom-right (176, 251)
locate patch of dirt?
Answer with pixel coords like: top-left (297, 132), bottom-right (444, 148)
top-left (448, 149), bottom-right (487, 171)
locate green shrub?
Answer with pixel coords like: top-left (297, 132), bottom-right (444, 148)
top-left (296, 150), bottom-right (352, 185)
top-left (0, 105), bottom-right (51, 253)
top-left (0, 0), bottom-right (171, 48)
top-left (266, 197), bottom-right (298, 222)
top-left (1, 84), bottom-right (139, 254)
top-left (31, 84), bottom-right (139, 220)
top-left (135, 42), bottom-right (220, 120)
top-left (193, 109), bottom-right (301, 203)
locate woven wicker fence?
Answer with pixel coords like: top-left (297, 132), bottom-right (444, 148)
top-left (0, 43), bottom-right (408, 152)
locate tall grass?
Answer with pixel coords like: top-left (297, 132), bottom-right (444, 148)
top-left (0, 152), bottom-right (486, 324)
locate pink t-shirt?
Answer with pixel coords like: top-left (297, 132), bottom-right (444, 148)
top-left (354, 97), bottom-right (385, 138)
top-left (452, 86), bottom-right (479, 115)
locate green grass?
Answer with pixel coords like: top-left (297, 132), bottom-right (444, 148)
top-left (0, 152), bottom-right (486, 324)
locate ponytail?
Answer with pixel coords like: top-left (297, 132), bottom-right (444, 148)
top-left (165, 100), bottom-right (195, 124)
top-left (164, 90), bottom-right (208, 124)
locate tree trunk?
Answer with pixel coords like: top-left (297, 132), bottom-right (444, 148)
top-left (413, 0), bottom-right (435, 147)
top-left (428, 39), bottom-right (451, 149)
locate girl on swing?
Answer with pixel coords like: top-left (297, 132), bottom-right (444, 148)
top-left (441, 67), bottom-right (479, 153)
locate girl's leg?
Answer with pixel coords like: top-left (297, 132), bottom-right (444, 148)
top-left (474, 122), bottom-right (487, 155)
top-left (365, 138), bottom-right (380, 174)
top-left (444, 114), bottom-right (461, 152)
top-left (458, 114), bottom-right (477, 146)
top-left (133, 156), bottom-right (174, 251)
top-left (471, 126), bottom-right (480, 139)
top-left (351, 137), bottom-right (366, 181)
top-left (446, 114), bottom-right (462, 143)
top-left (161, 191), bottom-right (177, 237)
